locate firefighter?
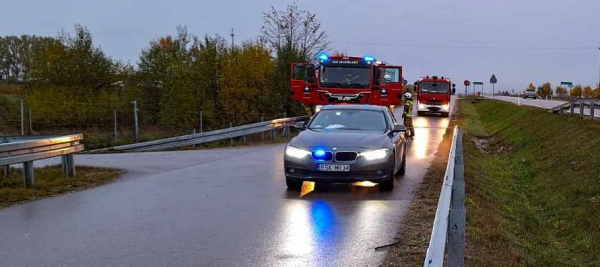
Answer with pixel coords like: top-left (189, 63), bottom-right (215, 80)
top-left (403, 92), bottom-right (415, 138)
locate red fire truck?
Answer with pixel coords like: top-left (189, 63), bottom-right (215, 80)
top-left (290, 53), bottom-right (404, 115)
top-left (413, 76), bottom-right (456, 117)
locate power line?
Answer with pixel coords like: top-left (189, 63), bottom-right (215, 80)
top-left (337, 41), bottom-right (597, 51)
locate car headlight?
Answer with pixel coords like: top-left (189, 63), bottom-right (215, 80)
top-left (418, 104), bottom-right (426, 110)
top-left (285, 146), bottom-right (311, 159)
top-left (442, 104), bottom-right (449, 111)
top-left (360, 148), bottom-right (389, 160)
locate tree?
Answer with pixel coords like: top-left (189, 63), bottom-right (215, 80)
top-left (582, 86), bottom-right (593, 98)
top-left (538, 82), bottom-right (552, 98)
top-left (29, 24), bottom-right (117, 90)
top-left (262, 4), bottom-right (329, 60)
top-left (594, 84), bottom-right (600, 99)
top-left (570, 85), bottom-right (582, 98)
top-left (262, 3), bottom-right (329, 115)
top-left (555, 86), bottom-right (567, 96)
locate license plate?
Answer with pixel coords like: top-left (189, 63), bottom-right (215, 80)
top-left (317, 164), bottom-right (350, 172)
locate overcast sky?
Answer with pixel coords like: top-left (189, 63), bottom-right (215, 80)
top-left (3, 0), bottom-right (600, 92)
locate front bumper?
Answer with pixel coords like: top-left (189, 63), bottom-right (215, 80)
top-left (417, 102), bottom-right (450, 112)
top-left (284, 152), bottom-right (393, 183)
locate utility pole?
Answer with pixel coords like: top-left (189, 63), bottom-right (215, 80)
top-left (597, 41), bottom-right (600, 88)
top-left (230, 28), bottom-right (235, 48)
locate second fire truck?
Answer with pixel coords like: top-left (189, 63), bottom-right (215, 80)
top-left (413, 76), bottom-right (456, 117)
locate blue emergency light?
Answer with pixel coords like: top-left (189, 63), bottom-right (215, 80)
top-left (312, 149), bottom-right (330, 161)
top-left (363, 55), bottom-right (375, 62)
top-left (317, 53), bottom-right (329, 62)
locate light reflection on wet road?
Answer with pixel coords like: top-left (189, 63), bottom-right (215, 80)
top-left (0, 101), bottom-right (454, 267)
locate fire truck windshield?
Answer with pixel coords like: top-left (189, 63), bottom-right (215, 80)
top-left (320, 66), bottom-right (370, 88)
top-left (421, 82), bottom-right (449, 93)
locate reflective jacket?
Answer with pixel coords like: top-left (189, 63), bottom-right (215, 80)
top-left (403, 99), bottom-right (414, 118)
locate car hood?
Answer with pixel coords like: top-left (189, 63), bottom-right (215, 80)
top-left (290, 129), bottom-right (390, 149)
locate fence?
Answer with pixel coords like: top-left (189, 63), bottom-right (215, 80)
top-left (423, 127), bottom-right (465, 267)
top-left (0, 96), bottom-right (291, 150)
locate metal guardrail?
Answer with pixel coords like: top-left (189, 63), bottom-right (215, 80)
top-left (423, 127), bottom-right (465, 267)
top-left (550, 100), bottom-right (600, 119)
top-left (0, 134), bottom-right (84, 187)
top-left (92, 116), bottom-right (309, 153)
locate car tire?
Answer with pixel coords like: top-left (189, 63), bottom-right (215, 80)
top-left (286, 176), bottom-right (302, 190)
top-left (441, 112), bottom-right (449, 117)
top-left (380, 158), bottom-right (395, 191)
top-left (398, 149), bottom-right (406, 176)
top-left (417, 111), bottom-right (426, 116)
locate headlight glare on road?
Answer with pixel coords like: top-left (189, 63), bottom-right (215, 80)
top-left (360, 148), bottom-right (389, 160)
top-left (285, 146), bottom-right (311, 159)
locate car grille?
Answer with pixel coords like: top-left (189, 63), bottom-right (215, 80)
top-left (335, 152), bottom-right (358, 161)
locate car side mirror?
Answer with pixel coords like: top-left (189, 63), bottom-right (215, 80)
top-left (295, 122), bottom-right (306, 130)
top-left (392, 124), bottom-right (407, 133)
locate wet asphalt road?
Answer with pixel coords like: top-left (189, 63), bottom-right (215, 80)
top-left (0, 105), bottom-right (453, 267)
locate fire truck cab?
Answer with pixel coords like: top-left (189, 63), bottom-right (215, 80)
top-left (414, 76), bottom-right (456, 117)
top-left (290, 53), bottom-right (404, 115)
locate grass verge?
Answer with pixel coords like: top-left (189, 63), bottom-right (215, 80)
top-left (459, 99), bottom-right (600, 266)
top-left (0, 165), bottom-right (123, 208)
top-left (382, 120), bottom-right (455, 266)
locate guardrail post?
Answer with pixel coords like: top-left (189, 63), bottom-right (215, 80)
top-left (23, 161), bottom-right (34, 187)
top-left (448, 129), bottom-right (465, 267)
top-left (570, 103), bottom-right (575, 117)
top-left (200, 111), bottom-right (203, 133)
top-left (113, 109), bottom-right (118, 143)
top-left (591, 103), bottom-right (595, 120)
top-left (61, 155), bottom-right (67, 174)
top-left (20, 98), bottom-right (24, 136)
top-left (29, 108), bottom-right (33, 134)
top-left (66, 154), bottom-right (75, 178)
top-left (133, 100), bottom-right (139, 143)
top-left (230, 122), bottom-right (233, 146)
top-left (2, 165), bottom-right (9, 176)
top-left (580, 102), bottom-right (585, 118)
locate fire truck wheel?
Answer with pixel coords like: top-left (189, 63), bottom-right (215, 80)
top-left (441, 112), bottom-right (449, 117)
top-left (417, 111), bottom-right (426, 116)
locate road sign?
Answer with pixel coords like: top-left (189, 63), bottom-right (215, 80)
top-left (528, 83), bottom-right (535, 89)
top-left (473, 81), bottom-right (483, 85)
top-left (490, 74), bottom-right (497, 84)
top-left (560, 81), bottom-right (573, 87)
top-left (464, 80), bottom-right (470, 86)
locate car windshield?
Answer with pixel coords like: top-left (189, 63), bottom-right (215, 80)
top-left (320, 66), bottom-right (371, 88)
top-left (308, 109), bottom-right (387, 132)
top-left (421, 82), bottom-right (449, 93)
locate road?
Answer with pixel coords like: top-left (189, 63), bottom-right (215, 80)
top-left (0, 104), bottom-right (453, 267)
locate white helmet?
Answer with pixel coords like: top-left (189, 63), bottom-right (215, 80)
top-left (404, 92), bottom-right (412, 99)
top-left (384, 74), bottom-right (391, 81)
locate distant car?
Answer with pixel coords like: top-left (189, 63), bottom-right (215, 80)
top-left (284, 105), bottom-right (407, 191)
top-left (523, 89), bottom-right (537, 99)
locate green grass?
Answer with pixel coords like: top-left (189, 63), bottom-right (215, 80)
top-left (0, 165), bottom-right (123, 208)
top-left (459, 99), bottom-right (600, 266)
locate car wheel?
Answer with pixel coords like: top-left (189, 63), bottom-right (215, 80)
top-left (286, 176), bottom-right (302, 190)
top-left (380, 158), bottom-right (395, 191)
top-left (441, 112), bottom-right (449, 117)
top-left (417, 111), bottom-right (426, 116)
top-left (398, 149), bottom-right (406, 176)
